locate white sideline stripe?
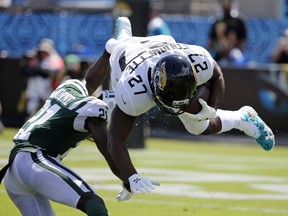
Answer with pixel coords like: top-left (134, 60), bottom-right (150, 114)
top-left (68, 150), bottom-right (287, 163)
top-left (75, 167), bottom-right (288, 183)
top-left (73, 167), bottom-right (288, 200)
top-left (93, 183), bottom-right (288, 200)
top-left (0, 159), bottom-right (8, 164)
top-left (250, 184), bottom-right (288, 193)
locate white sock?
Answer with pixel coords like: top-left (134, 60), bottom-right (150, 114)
top-left (216, 109), bottom-right (242, 133)
top-left (115, 17), bottom-right (132, 39)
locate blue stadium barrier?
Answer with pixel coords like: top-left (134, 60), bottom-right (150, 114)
top-left (0, 11), bottom-right (114, 60)
top-left (1, 11), bottom-right (288, 62)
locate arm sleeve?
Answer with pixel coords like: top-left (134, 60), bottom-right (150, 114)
top-left (73, 97), bottom-right (108, 132)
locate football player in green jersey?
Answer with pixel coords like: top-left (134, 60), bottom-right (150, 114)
top-left (0, 78), bottom-right (123, 216)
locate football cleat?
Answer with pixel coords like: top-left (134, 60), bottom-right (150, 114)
top-left (114, 17), bottom-right (132, 39)
top-left (238, 106), bottom-right (275, 151)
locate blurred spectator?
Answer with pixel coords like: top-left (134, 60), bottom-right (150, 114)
top-left (0, 50), bottom-right (9, 58)
top-left (21, 38), bottom-right (65, 118)
top-left (0, 0), bottom-right (11, 8)
top-left (112, 0), bottom-right (133, 19)
top-left (63, 54), bottom-right (85, 81)
top-left (37, 38), bottom-right (65, 90)
top-left (208, 0), bottom-right (247, 65)
top-left (147, 8), bottom-right (171, 36)
top-left (272, 29), bottom-right (288, 64)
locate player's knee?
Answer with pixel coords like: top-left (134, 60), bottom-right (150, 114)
top-left (85, 198), bottom-right (108, 216)
top-left (202, 117), bottom-right (222, 135)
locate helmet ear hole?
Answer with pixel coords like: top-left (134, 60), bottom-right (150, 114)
top-left (152, 54), bottom-right (197, 115)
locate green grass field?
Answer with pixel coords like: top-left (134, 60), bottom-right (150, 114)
top-left (0, 128), bottom-right (288, 216)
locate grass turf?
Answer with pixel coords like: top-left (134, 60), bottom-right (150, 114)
top-left (0, 128), bottom-right (287, 216)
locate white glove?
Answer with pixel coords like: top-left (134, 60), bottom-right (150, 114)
top-left (187, 98), bottom-right (216, 121)
top-left (128, 174), bottom-right (160, 194)
top-left (105, 38), bottom-right (117, 54)
top-left (116, 183), bottom-right (133, 202)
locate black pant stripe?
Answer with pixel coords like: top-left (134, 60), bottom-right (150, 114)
top-left (41, 151), bottom-right (93, 191)
top-left (31, 151), bottom-right (92, 195)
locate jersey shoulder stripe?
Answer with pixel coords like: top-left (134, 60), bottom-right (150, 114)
top-left (55, 79), bottom-right (88, 97)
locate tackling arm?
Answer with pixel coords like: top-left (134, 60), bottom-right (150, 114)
top-left (108, 105), bottom-right (138, 182)
top-left (108, 105), bottom-right (160, 194)
top-left (85, 50), bottom-right (111, 95)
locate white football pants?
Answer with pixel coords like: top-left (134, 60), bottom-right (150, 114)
top-left (4, 150), bottom-right (96, 216)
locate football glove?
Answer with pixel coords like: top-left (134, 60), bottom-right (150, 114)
top-left (116, 183), bottom-right (133, 202)
top-left (187, 98), bottom-right (216, 121)
top-left (128, 174), bottom-right (160, 194)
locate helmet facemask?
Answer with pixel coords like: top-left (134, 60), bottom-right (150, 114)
top-left (151, 54), bottom-right (197, 115)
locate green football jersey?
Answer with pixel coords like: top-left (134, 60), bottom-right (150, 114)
top-left (10, 79), bottom-right (108, 160)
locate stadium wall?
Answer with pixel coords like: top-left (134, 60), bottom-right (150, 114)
top-left (0, 11), bottom-right (287, 134)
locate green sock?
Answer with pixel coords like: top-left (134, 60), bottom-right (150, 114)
top-left (84, 197), bottom-right (109, 216)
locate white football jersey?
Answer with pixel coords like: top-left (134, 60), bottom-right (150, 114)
top-left (109, 35), bottom-right (215, 116)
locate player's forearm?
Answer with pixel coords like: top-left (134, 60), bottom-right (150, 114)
top-left (209, 77), bottom-right (225, 109)
top-left (208, 63), bottom-right (225, 109)
top-left (102, 152), bottom-right (127, 182)
top-left (108, 106), bottom-right (138, 182)
top-left (108, 139), bottom-right (137, 182)
top-left (85, 51), bottom-right (110, 95)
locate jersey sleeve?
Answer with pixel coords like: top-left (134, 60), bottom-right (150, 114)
top-left (72, 97), bottom-right (108, 132)
top-left (186, 45), bottom-right (215, 86)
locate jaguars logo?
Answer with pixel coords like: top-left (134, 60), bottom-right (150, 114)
top-left (157, 62), bottom-right (167, 90)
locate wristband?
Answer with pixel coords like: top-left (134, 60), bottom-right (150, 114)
top-left (123, 182), bottom-right (131, 192)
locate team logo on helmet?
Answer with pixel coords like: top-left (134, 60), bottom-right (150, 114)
top-left (156, 62), bottom-right (167, 90)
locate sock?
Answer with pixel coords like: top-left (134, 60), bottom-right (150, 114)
top-left (217, 109), bottom-right (242, 133)
top-left (85, 197), bottom-right (109, 216)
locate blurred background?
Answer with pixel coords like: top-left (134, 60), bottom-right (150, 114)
top-left (0, 0), bottom-right (287, 145)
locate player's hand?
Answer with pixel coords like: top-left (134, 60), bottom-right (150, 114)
top-left (128, 174), bottom-right (160, 194)
top-left (116, 183), bottom-right (133, 202)
top-left (105, 38), bottom-right (117, 54)
top-left (186, 98), bottom-right (216, 121)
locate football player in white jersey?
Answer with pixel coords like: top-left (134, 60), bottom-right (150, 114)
top-left (85, 17), bottom-right (275, 201)
top-left (0, 79), bottom-right (138, 216)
